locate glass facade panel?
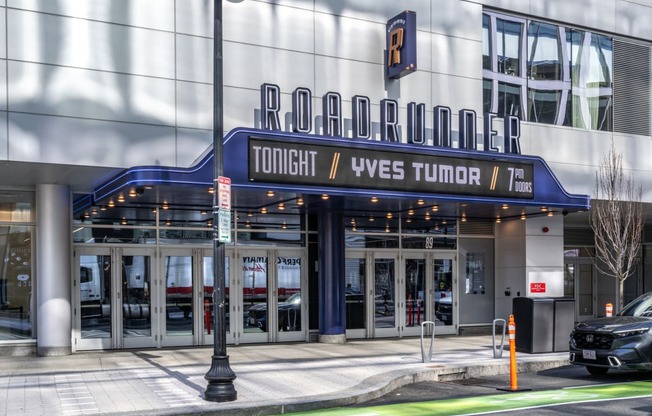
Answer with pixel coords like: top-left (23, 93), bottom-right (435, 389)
top-left (374, 259), bottom-right (395, 329)
top-left (528, 89), bottom-right (560, 123)
top-left (0, 192), bottom-right (34, 223)
top-left (122, 255), bottom-right (152, 338)
top-left (404, 259), bottom-right (425, 328)
top-left (401, 235), bottom-right (456, 249)
top-left (484, 11), bottom-right (612, 132)
top-left (237, 231), bottom-right (303, 246)
top-left (243, 255), bottom-right (268, 333)
top-left (345, 258), bottom-right (366, 330)
top-left (202, 256), bottom-right (231, 336)
top-left (528, 22), bottom-right (561, 80)
top-left (483, 79), bottom-right (493, 114)
top-left (73, 227), bottom-right (157, 244)
top-left (434, 259), bottom-right (454, 326)
top-left (80, 254), bottom-right (112, 339)
top-left (497, 19), bottom-right (523, 76)
top-left (165, 256), bottom-right (193, 337)
top-left (277, 256), bottom-right (302, 332)
top-left (160, 229), bottom-right (212, 244)
top-left (482, 14), bottom-right (491, 70)
top-left (498, 82), bottom-right (522, 117)
top-left (0, 226), bottom-right (34, 340)
top-left (345, 233), bottom-right (399, 249)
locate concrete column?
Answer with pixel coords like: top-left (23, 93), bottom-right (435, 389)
top-left (36, 184), bottom-right (72, 356)
top-left (317, 198), bottom-right (346, 344)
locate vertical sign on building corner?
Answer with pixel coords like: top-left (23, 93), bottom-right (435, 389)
top-left (386, 10), bottom-right (417, 79)
top-left (217, 176), bottom-right (231, 243)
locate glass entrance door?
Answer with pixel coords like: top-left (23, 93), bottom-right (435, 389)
top-left (399, 252), bottom-right (456, 337)
top-left (239, 249), bottom-right (306, 343)
top-left (345, 254), bottom-right (367, 339)
top-left (566, 258), bottom-right (596, 321)
top-left (75, 246), bottom-right (237, 350)
top-left (275, 251), bottom-right (305, 342)
top-left (433, 253), bottom-right (456, 335)
top-left (373, 255), bottom-right (398, 337)
top-left (160, 249), bottom-right (194, 347)
top-left (240, 250), bottom-right (270, 343)
top-left (199, 248), bottom-right (235, 346)
top-left (75, 247), bottom-right (115, 350)
top-left (401, 254), bottom-right (427, 337)
top-left (121, 249), bottom-right (155, 348)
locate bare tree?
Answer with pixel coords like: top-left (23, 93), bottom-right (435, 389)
top-left (590, 146), bottom-right (646, 310)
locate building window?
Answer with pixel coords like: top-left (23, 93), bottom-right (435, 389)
top-left (498, 82), bottom-right (523, 117)
top-left (483, 11), bottom-right (613, 132)
top-left (0, 191), bottom-right (35, 341)
top-left (497, 19), bottom-right (523, 76)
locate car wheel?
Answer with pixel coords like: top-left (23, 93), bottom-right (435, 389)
top-left (586, 365), bottom-right (609, 376)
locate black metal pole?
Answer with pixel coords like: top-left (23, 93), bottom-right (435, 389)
top-left (204, 0), bottom-right (237, 402)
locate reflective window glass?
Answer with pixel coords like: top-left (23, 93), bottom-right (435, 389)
top-left (345, 258), bottom-right (366, 330)
top-left (587, 34), bottom-right (613, 88)
top-left (482, 14), bottom-right (492, 70)
top-left (528, 22), bottom-right (561, 80)
top-left (484, 12), bottom-right (613, 132)
top-left (528, 89), bottom-right (561, 123)
top-left (345, 233), bottom-right (399, 249)
top-left (80, 254), bottom-right (111, 340)
top-left (0, 226), bottom-right (34, 340)
top-left (483, 79), bottom-right (493, 114)
top-left (0, 192), bottom-right (33, 223)
top-left (498, 82), bottom-right (522, 117)
top-left (497, 19), bottom-right (522, 76)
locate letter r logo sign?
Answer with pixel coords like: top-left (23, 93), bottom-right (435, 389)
top-left (387, 28), bottom-right (403, 67)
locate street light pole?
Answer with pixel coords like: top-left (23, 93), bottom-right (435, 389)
top-left (204, 0), bottom-right (237, 402)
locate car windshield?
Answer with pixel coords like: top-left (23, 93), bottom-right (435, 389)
top-left (618, 293), bottom-right (652, 317)
top-left (285, 293), bottom-right (301, 304)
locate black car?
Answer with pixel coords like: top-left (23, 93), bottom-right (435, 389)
top-left (569, 292), bottom-right (652, 375)
top-left (247, 292), bottom-right (301, 332)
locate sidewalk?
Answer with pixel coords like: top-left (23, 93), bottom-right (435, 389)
top-left (0, 336), bottom-right (570, 416)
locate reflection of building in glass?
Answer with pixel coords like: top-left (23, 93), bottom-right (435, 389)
top-left (483, 11), bottom-right (613, 131)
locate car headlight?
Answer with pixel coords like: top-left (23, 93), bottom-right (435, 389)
top-left (613, 328), bottom-right (652, 338)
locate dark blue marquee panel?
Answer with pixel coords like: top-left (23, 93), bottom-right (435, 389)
top-left (81, 128), bottom-right (590, 212)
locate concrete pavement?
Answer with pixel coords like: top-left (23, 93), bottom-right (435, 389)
top-left (0, 335), bottom-right (570, 416)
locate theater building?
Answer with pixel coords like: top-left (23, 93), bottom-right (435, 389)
top-left (0, 0), bottom-right (651, 355)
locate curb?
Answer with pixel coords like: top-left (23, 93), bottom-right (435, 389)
top-left (144, 357), bottom-right (571, 416)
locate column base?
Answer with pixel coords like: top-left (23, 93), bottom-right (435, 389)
top-left (318, 334), bottom-right (346, 344)
top-left (37, 345), bottom-right (72, 357)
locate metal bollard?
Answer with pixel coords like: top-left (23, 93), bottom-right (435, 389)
top-left (492, 318), bottom-right (506, 358)
top-left (420, 321), bottom-right (436, 363)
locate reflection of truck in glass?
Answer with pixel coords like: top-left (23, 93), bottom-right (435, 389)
top-left (165, 256), bottom-right (193, 319)
top-left (122, 256), bottom-right (150, 321)
top-left (79, 257), bottom-right (105, 319)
